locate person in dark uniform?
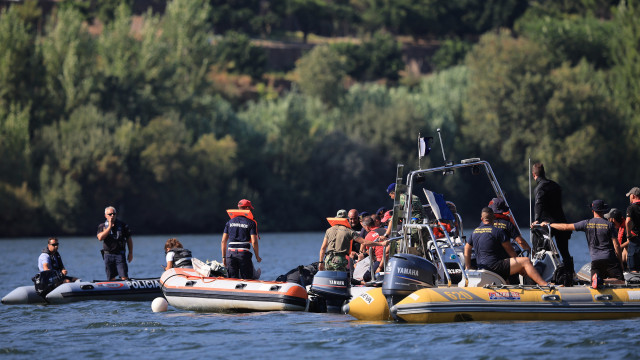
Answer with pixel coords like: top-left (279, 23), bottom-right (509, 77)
top-left (531, 163), bottom-right (573, 270)
top-left (488, 197), bottom-right (531, 255)
top-left (221, 199), bottom-right (261, 279)
top-left (465, 207), bottom-right (548, 286)
top-left (97, 206), bottom-right (133, 280)
top-left (544, 200), bottom-right (624, 287)
top-left (625, 187), bottom-right (640, 273)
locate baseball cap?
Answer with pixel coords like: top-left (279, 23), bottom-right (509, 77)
top-left (376, 207), bottom-right (387, 216)
top-left (590, 200), bottom-right (609, 213)
top-left (386, 183), bottom-right (396, 194)
top-left (336, 209), bottom-right (347, 218)
top-left (359, 211), bottom-right (370, 218)
top-left (604, 208), bottom-right (623, 221)
top-left (626, 187), bottom-right (640, 197)
top-left (238, 199), bottom-right (254, 209)
top-left (488, 198), bottom-right (509, 214)
top-left (381, 210), bottom-right (393, 223)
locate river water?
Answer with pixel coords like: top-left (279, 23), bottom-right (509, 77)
top-left (2, 231), bottom-right (639, 359)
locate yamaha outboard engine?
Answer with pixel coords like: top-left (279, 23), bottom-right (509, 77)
top-left (382, 254), bottom-right (437, 312)
top-left (309, 271), bottom-right (350, 313)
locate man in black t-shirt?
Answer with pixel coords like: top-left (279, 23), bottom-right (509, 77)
top-left (625, 187), bottom-right (640, 272)
top-left (545, 200), bottom-right (624, 286)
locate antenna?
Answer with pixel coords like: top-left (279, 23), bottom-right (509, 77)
top-left (436, 128), bottom-right (452, 166)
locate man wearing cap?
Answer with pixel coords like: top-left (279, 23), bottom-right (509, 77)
top-left (605, 208), bottom-right (628, 269)
top-left (488, 198), bottom-right (531, 255)
top-left (543, 200), bottom-right (624, 287)
top-left (318, 209), bottom-right (388, 272)
top-left (625, 187), bottom-right (640, 272)
top-left (221, 199), bottom-right (261, 279)
top-left (464, 208), bottom-right (549, 286)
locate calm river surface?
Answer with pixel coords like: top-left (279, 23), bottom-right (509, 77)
top-left (2, 231), bottom-right (639, 359)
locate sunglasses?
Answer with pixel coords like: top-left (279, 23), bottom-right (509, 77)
top-left (106, 213), bottom-right (116, 216)
top-left (49, 243), bottom-right (59, 246)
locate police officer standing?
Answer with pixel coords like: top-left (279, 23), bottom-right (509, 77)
top-left (221, 199), bottom-right (261, 279)
top-left (97, 206), bottom-right (133, 280)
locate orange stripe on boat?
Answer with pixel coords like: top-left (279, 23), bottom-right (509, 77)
top-left (327, 217), bottom-right (351, 228)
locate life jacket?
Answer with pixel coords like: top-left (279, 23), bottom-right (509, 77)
top-left (495, 212), bottom-right (516, 226)
top-left (327, 217), bottom-right (351, 228)
top-left (41, 248), bottom-right (64, 271)
top-left (432, 222), bottom-right (453, 239)
top-left (227, 209), bottom-right (260, 239)
top-left (169, 248), bottom-right (193, 268)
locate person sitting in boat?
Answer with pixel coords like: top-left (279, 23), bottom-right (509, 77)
top-left (318, 209), bottom-right (388, 272)
top-left (38, 237), bottom-right (78, 283)
top-left (360, 216), bottom-right (388, 280)
top-left (543, 200), bottom-right (624, 287)
top-left (221, 199), bottom-right (261, 280)
top-left (605, 208), bottom-right (628, 270)
top-left (488, 197), bottom-right (532, 255)
top-left (464, 208), bottom-right (549, 286)
top-left (164, 238), bottom-right (193, 270)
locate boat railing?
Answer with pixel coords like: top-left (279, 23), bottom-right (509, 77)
top-left (403, 223), bottom-right (469, 287)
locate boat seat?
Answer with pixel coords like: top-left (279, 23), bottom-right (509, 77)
top-left (460, 269), bottom-right (506, 287)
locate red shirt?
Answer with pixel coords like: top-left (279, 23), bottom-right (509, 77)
top-left (364, 226), bottom-right (384, 261)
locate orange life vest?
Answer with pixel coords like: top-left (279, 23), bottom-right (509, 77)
top-left (227, 209), bottom-right (254, 220)
top-left (226, 209), bottom-right (260, 239)
top-left (326, 217), bottom-right (351, 228)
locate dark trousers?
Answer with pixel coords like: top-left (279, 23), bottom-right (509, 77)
top-left (226, 250), bottom-right (255, 279)
top-left (553, 229), bottom-right (572, 266)
top-left (104, 252), bottom-right (128, 280)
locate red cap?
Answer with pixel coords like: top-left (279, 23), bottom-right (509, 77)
top-left (238, 199), bottom-right (254, 209)
top-left (381, 210), bottom-right (393, 223)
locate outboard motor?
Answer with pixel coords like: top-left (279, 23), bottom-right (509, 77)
top-left (382, 254), bottom-right (437, 312)
top-left (308, 271), bottom-right (350, 313)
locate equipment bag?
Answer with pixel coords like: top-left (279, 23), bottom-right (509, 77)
top-left (32, 270), bottom-right (64, 298)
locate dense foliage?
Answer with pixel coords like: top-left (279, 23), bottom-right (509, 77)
top-left (1, 0), bottom-right (639, 237)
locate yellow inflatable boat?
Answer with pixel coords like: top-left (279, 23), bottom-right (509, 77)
top-left (346, 284), bottom-right (640, 323)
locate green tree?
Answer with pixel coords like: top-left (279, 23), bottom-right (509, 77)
top-left (38, 105), bottom-right (135, 233)
top-left (295, 45), bottom-right (347, 106)
top-left (40, 6), bottom-right (96, 120)
top-left (516, 13), bottom-right (616, 69)
top-left (212, 31), bottom-right (266, 79)
top-left (0, 5), bottom-right (38, 115)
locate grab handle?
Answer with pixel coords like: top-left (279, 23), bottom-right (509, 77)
top-left (595, 294), bottom-right (613, 301)
top-left (542, 294), bottom-right (560, 301)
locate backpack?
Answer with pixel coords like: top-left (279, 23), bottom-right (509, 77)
top-left (32, 270), bottom-right (64, 298)
top-left (276, 262), bottom-right (319, 287)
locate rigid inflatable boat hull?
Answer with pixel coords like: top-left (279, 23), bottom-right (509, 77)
top-left (161, 268), bottom-right (307, 313)
top-left (2, 285), bottom-right (47, 305)
top-left (46, 278), bottom-right (162, 304)
top-left (2, 278), bottom-right (162, 305)
top-left (391, 286), bottom-right (640, 323)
